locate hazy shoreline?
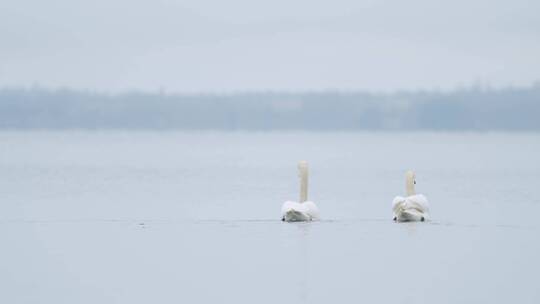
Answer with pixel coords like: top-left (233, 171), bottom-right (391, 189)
top-left (1, 85), bottom-right (539, 131)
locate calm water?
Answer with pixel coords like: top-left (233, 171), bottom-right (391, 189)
top-left (1, 131), bottom-right (539, 303)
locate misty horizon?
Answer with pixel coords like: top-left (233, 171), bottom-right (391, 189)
top-left (3, 80), bottom-right (540, 96)
top-left (1, 83), bottom-right (539, 131)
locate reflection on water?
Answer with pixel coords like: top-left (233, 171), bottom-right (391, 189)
top-left (403, 221), bottom-right (419, 235)
top-left (296, 223), bottom-right (311, 303)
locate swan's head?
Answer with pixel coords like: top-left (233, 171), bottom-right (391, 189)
top-left (405, 170), bottom-right (416, 185)
top-left (405, 170), bottom-right (416, 196)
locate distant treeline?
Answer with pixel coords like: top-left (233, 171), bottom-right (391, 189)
top-left (0, 85), bottom-right (539, 130)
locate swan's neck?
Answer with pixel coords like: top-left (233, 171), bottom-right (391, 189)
top-left (406, 175), bottom-right (416, 196)
top-left (299, 163), bottom-right (308, 203)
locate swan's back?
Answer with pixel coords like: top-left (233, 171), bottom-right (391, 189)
top-left (392, 194), bottom-right (429, 221)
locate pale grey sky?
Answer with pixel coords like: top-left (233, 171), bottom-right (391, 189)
top-left (1, 0), bottom-right (539, 93)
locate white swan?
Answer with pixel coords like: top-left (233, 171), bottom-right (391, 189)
top-left (281, 161), bottom-right (320, 222)
top-left (392, 170), bottom-right (429, 222)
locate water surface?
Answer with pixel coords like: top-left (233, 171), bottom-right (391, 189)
top-left (0, 131), bottom-right (539, 303)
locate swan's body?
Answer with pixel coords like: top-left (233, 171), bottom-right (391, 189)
top-left (392, 194), bottom-right (429, 222)
top-left (281, 201), bottom-right (320, 222)
top-left (281, 161), bottom-right (320, 222)
top-left (392, 171), bottom-right (429, 222)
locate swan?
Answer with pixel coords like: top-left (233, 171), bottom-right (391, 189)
top-left (281, 161), bottom-right (320, 222)
top-left (392, 170), bottom-right (429, 222)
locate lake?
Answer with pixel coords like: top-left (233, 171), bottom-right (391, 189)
top-left (0, 131), bottom-right (539, 303)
